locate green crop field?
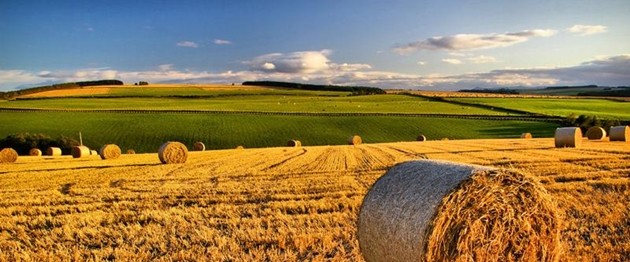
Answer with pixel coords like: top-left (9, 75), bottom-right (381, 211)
top-left (0, 111), bottom-right (558, 153)
top-left (2, 94), bottom-right (513, 115)
top-left (105, 86), bottom-right (350, 97)
top-left (448, 97), bottom-right (630, 120)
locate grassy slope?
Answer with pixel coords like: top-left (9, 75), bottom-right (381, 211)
top-left (448, 97), bottom-right (630, 120)
top-left (0, 112), bottom-right (557, 152)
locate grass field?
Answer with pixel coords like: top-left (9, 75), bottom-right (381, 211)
top-left (1, 139), bottom-right (628, 261)
top-left (0, 112), bottom-right (557, 152)
top-left (448, 97), bottom-right (630, 120)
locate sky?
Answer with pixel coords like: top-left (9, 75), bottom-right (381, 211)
top-left (0, 0), bottom-right (629, 91)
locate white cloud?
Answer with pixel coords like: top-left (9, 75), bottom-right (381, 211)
top-left (467, 55), bottom-right (497, 64)
top-left (158, 64), bottom-right (174, 71)
top-left (442, 58), bottom-right (463, 65)
top-left (567, 24), bottom-right (607, 36)
top-left (394, 29), bottom-right (557, 53)
top-left (176, 41), bottom-right (199, 48)
top-left (246, 50), bottom-right (332, 73)
top-left (417, 61), bottom-right (426, 66)
top-left (213, 39), bottom-right (232, 45)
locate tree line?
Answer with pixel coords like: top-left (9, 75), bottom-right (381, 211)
top-left (0, 80), bottom-right (123, 100)
top-left (242, 81), bottom-right (386, 95)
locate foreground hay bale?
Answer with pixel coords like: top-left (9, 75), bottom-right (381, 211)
top-left (609, 125), bottom-right (629, 141)
top-left (0, 148), bottom-right (18, 163)
top-left (348, 135), bottom-right (362, 145)
top-left (585, 126), bottom-right (606, 140)
top-left (287, 140), bottom-right (302, 147)
top-left (46, 147), bottom-right (62, 156)
top-left (358, 160), bottom-right (560, 262)
top-left (158, 141), bottom-right (188, 164)
top-left (71, 146), bottom-right (90, 158)
top-left (29, 148), bottom-right (42, 156)
top-left (554, 127), bottom-right (582, 148)
top-left (521, 132), bottom-right (533, 139)
top-left (193, 142), bottom-right (205, 151)
top-left (416, 134), bottom-right (427, 141)
top-left (99, 144), bottom-right (121, 160)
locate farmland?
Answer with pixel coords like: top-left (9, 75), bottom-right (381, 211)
top-left (1, 139), bottom-right (628, 261)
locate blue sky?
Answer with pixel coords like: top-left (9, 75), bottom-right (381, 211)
top-left (1, 0), bottom-right (628, 90)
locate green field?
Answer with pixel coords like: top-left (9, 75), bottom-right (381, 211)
top-left (0, 112), bottom-right (558, 153)
top-left (2, 95), bottom-right (512, 115)
top-left (448, 97), bottom-right (630, 120)
top-left (105, 86), bottom-right (350, 97)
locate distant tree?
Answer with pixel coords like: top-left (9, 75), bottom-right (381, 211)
top-left (138, 81), bottom-right (149, 86)
top-left (0, 133), bottom-right (80, 155)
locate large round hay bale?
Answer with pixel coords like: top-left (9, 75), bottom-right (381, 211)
top-left (46, 147), bottom-right (62, 156)
top-left (158, 141), bottom-right (188, 164)
top-left (585, 126), bottom-right (606, 140)
top-left (29, 148), bottom-right (42, 156)
top-left (520, 132), bottom-right (533, 139)
top-left (348, 135), bottom-right (362, 145)
top-left (609, 125), bottom-right (630, 142)
top-left (358, 160), bottom-right (560, 262)
top-left (99, 144), bottom-right (121, 160)
top-left (193, 142), bottom-right (205, 151)
top-left (0, 148), bottom-right (18, 163)
top-left (71, 146), bottom-right (90, 158)
top-left (554, 127), bottom-right (582, 148)
top-left (416, 134), bottom-right (427, 142)
top-left (287, 140), bottom-right (301, 147)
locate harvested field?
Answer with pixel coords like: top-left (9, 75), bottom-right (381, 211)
top-left (0, 139), bottom-right (628, 261)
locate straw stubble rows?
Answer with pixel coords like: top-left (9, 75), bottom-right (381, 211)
top-left (0, 139), bottom-right (628, 261)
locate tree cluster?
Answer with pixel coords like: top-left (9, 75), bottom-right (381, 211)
top-left (0, 133), bottom-right (81, 155)
top-left (242, 81), bottom-right (386, 95)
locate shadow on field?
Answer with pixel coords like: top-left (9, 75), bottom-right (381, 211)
top-left (478, 123), bottom-right (556, 138)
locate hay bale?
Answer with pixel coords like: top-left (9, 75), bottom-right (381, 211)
top-left (71, 146), bottom-right (90, 158)
top-left (585, 126), bottom-right (606, 140)
top-left (235, 145), bottom-right (245, 150)
top-left (287, 140), bottom-right (301, 147)
top-left (46, 147), bottom-right (62, 156)
top-left (29, 148), bottom-right (42, 156)
top-left (0, 148), bottom-right (18, 163)
top-left (554, 127), bottom-right (582, 148)
top-left (193, 142), bottom-right (206, 151)
top-left (348, 135), bottom-right (362, 145)
top-left (158, 141), bottom-right (188, 164)
top-left (520, 132), bottom-right (533, 139)
top-left (416, 134), bottom-right (427, 142)
top-left (99, 144), bottom-right (121, 160)
top-left (358, 160), bottom-right (560, 262)
top-left (90, 150), bottom-right (98, 155)
top-left (609, 125), bottom-right (630, 142)
top-left (126, 149), bottom-right (136, 154)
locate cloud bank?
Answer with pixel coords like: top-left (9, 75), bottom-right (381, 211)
top-left (394, 29), bottom-right (556, 54)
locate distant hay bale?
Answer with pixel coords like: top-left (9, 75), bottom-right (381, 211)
top-left (158, 141), bottom-right (188, 164)
top-left (71, 146), bottom-right (90, 158)
top-left (0, 148), bottom-right (18, 163)
top-left (287, 140), bottom-right (302, 147)
top-left (99, 144), bottom-right (121, 160)
top-left (358, 160), bottom-right (560, 262)
top-left (193, 142), bottom-right (206, 151)
top-left (554, 127), bottom-right (582, 148)
top-left (348, 135), bottom-right (362, 145)
top-left (585, 126), bottom-right (606, 140)
top-left (520, 132), bottom-right (533, 139)
top-left (441, 137), bottom-right (449, 141)
top-left (609, 125), bottom-right (630, 142)
top-left (46, 147), bottom-right (62, 156)
top-left (416, 134), bottom-right (427, 142)
top-left (126, 149), bottom-right (136, 154)
top-left (29, 148), bottom-right (42, 156)
top-left (90, 150), bottom-right (98, 155)
top-left (235, 145), bottom-right (245, 150)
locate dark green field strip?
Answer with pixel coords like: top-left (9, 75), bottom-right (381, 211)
top-left (0, 108), bottom-right (563, 122)
top-left (0, 112), bottom-right (560, 153)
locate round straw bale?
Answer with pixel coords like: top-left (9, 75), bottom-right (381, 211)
top-left (29, 148), bottom-right (42, 156)
top-left (609, 125), bottom-right (630, 142)
top-left (90, 150), bottom-right (98, 155)
top-left (348, 135), bottom-right (362, 145)
top-left (585, 126), bottom-right (606, 140)
top-left (99, 144), bottom-right (121, 160)
top-left (554, 127), bottom-right (582, 148)
top-left (520, 132), bottom-right (533, 139)
top-left (126, 149), bottom-right (136, 154)
top-left (46, 147), bottom-right (62, 156)
top-left (158, 141), bottom-right (188, 164)
top-left (0, 148), bottom-right (18, 163)
top-left (358, 160), bottom-right (560, 262)
top-left (287, 140), bottom-right (301, 147)
top-left (193, 142), bottom-right (205, 151)
top-left (416, 134), bottom-right (427, 142)
top-left (235, 145), bottom-right (245, 150)
top-left (71, 146), bottom-right (90, 158)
